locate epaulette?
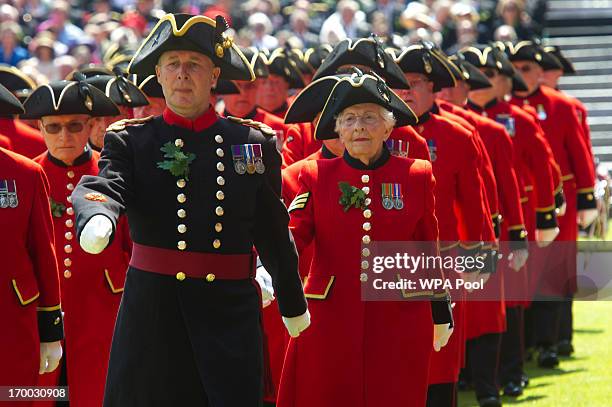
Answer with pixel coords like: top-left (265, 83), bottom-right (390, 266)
top-left (106, 115), bottom-right (154, 132)
top-left (227, 115), bottom-right (276, 137)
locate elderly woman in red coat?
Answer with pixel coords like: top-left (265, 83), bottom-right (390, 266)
top-left (277, 72), bottom-right (454, 407)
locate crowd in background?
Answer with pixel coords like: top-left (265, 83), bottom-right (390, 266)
top-left (0, 0), bottom-right (547, 85)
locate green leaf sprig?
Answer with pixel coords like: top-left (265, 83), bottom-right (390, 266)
top-left (338, 181), bottom-right (367, 212)
top-left (50, 198), bottom-right (66, 218)
top-left (157, 142), bottom-right (196, 180)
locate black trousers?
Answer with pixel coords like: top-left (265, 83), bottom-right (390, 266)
top-left (427, 382), bottom-right (457, 407)
top-left (530, 300), bottom-right (561, 348)
top-left (558, 297), bottom-right (574, 343)
top-left (499, 307), bottom-right (524, 385)
top-left (466, 333), bottom-right (502, 400)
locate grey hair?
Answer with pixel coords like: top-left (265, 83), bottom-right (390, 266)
top-left (334, 105), bottom-right (397, 133)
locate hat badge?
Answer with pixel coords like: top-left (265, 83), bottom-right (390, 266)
top-left (535, 53), bottom-right (542, 62)
top-left (496, 60), bottom-right (503, 69)
top-left (85, 95), bottom-right (93, 111)
top-left (423, 54), bottom-right (433, 74)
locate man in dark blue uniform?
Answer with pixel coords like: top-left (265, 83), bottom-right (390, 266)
top-left (71, 13), bottom-right (309, 407)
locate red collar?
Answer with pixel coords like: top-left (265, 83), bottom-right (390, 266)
top-left (162, 106), bottom-right (218, 132)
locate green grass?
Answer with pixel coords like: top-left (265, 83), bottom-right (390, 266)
top-left (458, 301), bottom-right (612, 406)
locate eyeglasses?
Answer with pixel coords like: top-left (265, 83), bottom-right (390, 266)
top-left (483, 69), bottom-right (498, 78)
top-left (43, 121), bottom-right (85, 134)
top-left (341, 112), bottom-right (380, 126)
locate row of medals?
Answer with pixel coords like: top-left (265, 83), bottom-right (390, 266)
top-left (233, 156), bottom-right (265, 175)
top-left (0, 180), bottom-right (18, 208)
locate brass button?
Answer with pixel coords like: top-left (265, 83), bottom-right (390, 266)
top-left (176, 272), bottom-right (186, 281)
top-left (216, 190), bottom-right (225, 200)
top-left (361, 175), bottom-right (370, 183)
top-left (216, 148), bottom-right (224, 158)
top-left (213, 239), bottom-right (221, 249)
top-left (177, 193), bottom-right (187, 203)
top-left (65, 232), bottom-right (73, 240)
top-left (66, 207), bottom-right (74, 215)
top-left (64, 258), bottom-right (72, 267)
top-left (216, 206), bottom-right (224, 216)
top-left (216, 162), bottom-right (225, 172)
top-left (362, 186), bottom-right (370, 195)
top-left (361, 260), bottom-right (369, 270)
top-left (177, 209), bottom-right (186, 218)
top-left (65, 219), bottom-right (73, 228)
top-left (587, 194), bottom-right (594, 201)
top-left (66, 196), bottom-right (72, 203)
top-left (363, 209), bottom-right (372, 219)
top-left (364, 198), bottom-right (371, 206)
top-left (177, 224), bottom-right (187, 233)
top-left (66, 183), bottom-right (74, 191)
top-left (215, 135), bottom-right (223, 143)
top-left (54, 317), bottom-right (61, 325)
top-left (64, 270), bottom-right (72, 278)
top-left (177, 179), bottom-right (186, 188)
top-left (362, 248), bottom-right (371, 257)
top-left (175, 139), bottom-right (184, 148)
top-left (217, 176), bottom-right (225, 186)
top-left (64, 244), bottom-right (72, 253)
top-left (215, 222), bottom-right (223, 232)
top-left (363, 222), bottom-right (371, 231)
top-left (177, 241), bottom-right (187, 250)
top-left (67, 170), bottom-right (75, 178)
top-left (520, 230), bottom-right (527, 238)
top-left (362, 235), bottom-right (371, 244)
top-left (206, 273), bottom-right (216, 282)
top-left (545, 214), bottom-right (552, 220)
top-left (360, 273), bottom-right (368, 282)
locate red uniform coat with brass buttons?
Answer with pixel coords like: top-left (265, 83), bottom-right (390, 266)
top-left (282, 122), bottom-right (323, 168)
top-left (278, 152), bottom-right (448, 407)
top-left (34, 150), bottom-right (131, 407)
top-left (0, 148), bottom-right (63, 390)
top-left (0, 118), bottom-right (47, 159)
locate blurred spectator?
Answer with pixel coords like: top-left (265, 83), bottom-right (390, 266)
top-left (0, 21), bottom-right (29, 65)
top-left (54, 54), bottom-right (78, 79)
top-left (71, 44), bottom-right (96, 68)
top-left (435, 0), bottom-right (457, 51)
top-left (287, 9), bottom-right (318, 48)
top-left (446, 18), bottom-right (478, 54)
top-left (20, 32), bottom-right (64, 82)
top-left (0, 4), bottom-right (19, 23)
top-left (400, 2), bottom-right (442, 46)
top-left (248, 12), bottom-right (278, 49)
top-left (492, 0), bottom-right (539, 40)
top-left (243, 0), bottom-right (283, 31)
top-left (319, 0), bottom-right (370, 45)
top-left (494, 24), bottom-right (518, 42)
top-left (365, 0), bottom-right (406, 36)
top-left (37, 1), bottom-right (88, 49)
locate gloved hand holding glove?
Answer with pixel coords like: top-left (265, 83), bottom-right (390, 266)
top-left (577, 208), bottom-right (599, 228)
top-left (255, 266), bottom-right (275, 308)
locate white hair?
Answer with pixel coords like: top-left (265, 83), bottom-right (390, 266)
top-left (334, 104), bottom-right (396, 133)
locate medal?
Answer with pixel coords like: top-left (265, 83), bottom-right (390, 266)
top-left (381, 183), bottom-right (394, 210)
top-left (386, 139), bottom-right (409, 158)
top-left (393, 183), bottom-right (404, 210)
top-left (537, 104), bottom-right (547, 121)
top-left (427, 139), bottom-right (437, 162)
top-left (0, 180), bottom-right (8, 208)
top-left (252, 144), bottom-right (265, 174)
top-left (245, 144), bottom-right (256, 174)
top-left (495, 114), bottom-right (515, 137)
top-left (7, 180), bottom-right (18, 208)
top-left (231, 145), bottom-right (247, 175)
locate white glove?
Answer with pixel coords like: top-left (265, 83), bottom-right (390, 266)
top-left (577, 208), bottom-right (599, 228)
top-left (433, 323), bottom-right (453, 352)
top-left (535, 227), bottom-right (559, 248)
top-left (508, 249), bottom-right (529, 272)
top-left (283, 309), bottom-right (311, 338)
top-left (39, 341), bottom-right (62, 374)
top-left (557, 201), bottom-right (567, 217)
top-left (79, 215), bottom-right (113, 254)
top-left (255, 266), bottom-right (275, 308)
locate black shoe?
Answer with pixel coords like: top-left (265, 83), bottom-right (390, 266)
top-left (503, 381), bottom-right (523, 397)
top-left (478, 396), bottom-right (502, 407)
top-left (520, 373), bottom-right (529, 388)
top-left (538, 348), bottom-right (560, 368)
top-left (557, 340), bottom-right (574, 356)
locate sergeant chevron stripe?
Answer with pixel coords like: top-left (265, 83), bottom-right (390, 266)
top-left (288, 192), bottom-right (310, 212)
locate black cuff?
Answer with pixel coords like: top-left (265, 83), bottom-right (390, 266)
top-left (458, 244), bottom-right (482, 273)
top-left (37, 308), bottom-right (64, 343)
top-left (492, 215), bottom-right (501, 239)
top-left (508, 228), bottom-right (528, 251)
top-left (577, 190), bottom-right (597, 210)
top-left (431, 297), bottom-right (453, 327)
top-left (555, 190), bottom-right (565, 210)
top-left (536, 209), bottom-right (558, 229)
top-left (479, 246), bottom-right (499, 274)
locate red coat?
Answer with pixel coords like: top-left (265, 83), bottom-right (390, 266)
top-left (0, 148), bottom-right (63, 389)
top-left (0, 118), bottom-right (47, 159)
top-left (282, 122), bottom-right (323, 168)
top-left (278, 153), bottom-right (443, 407)
top-left (34, 151), bottom-right (131, 407)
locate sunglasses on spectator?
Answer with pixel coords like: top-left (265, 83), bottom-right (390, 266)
top-left (44, 121), bottom-right (86, 134)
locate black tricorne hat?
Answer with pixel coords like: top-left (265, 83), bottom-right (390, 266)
top-left (386, 43), bottom-right (457, 91)
top-left (21, 75), bottom-right (120, 119)
top-left (128, 13), bottom-right (255, 81)
top-left (0, 65), bottom-right (36, 100)
top-left (463, 44), bottom-right (529, 92)
top-left (284, 74), bottom-right (344, 124)
top-left (0, 82), bottom-right (24, 116)
top-left (258, 47), bottom-right (305, 89)
top-left (85, 70), bottom-right (149, 107)
top-left (131, 74), bottom-right (164, 98)
top-left (314, 70), bottom-right (418, 140)
top-left (313, 37), bottom-right (409, 89)
top-left (503, 41), bottom-right (563, 71)
top-left (543, 45), bottom-right (575, 74)
top-left (303, 44), bottom-right (333, 73)
top-left (213, 79), bottom-right (240, 95)
top-left (448, 54), bottom-right (492, 90)
top-left (241, 46), bottom-right (269, 78)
